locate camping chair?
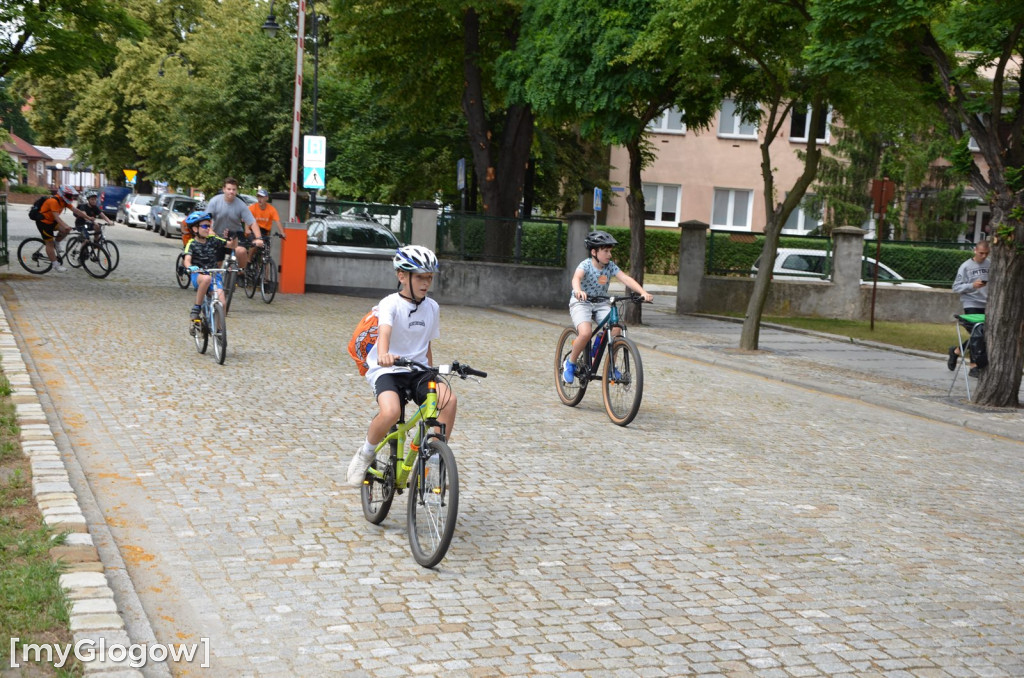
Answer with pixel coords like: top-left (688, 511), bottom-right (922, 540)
top-left (948, 313), bottom-right (985, 400)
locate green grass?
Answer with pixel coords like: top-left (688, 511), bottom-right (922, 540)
top-left (721, 314), bottom-right (953, 354)
top-left (0, 372), bottom-right (80, 677)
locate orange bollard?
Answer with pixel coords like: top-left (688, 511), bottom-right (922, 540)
top-left (279, 227), bottom-right (307, 294)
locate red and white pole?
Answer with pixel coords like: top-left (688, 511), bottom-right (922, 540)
top-left (287, 1), bottom-right (307, 223)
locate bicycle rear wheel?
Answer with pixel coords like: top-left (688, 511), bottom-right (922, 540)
top-left (602, 336), bottom-right (643, 426)
top-left (361, 439), bottom-right (397, 524)
top-left (64, 235), bottom-right (85, 269)
top-left (82, 243), bottom-right (113, 279)
top-left (175, 252), bottom-right (191, 289)
top-left (212, 302), bottom-right (227, 364)
top-left (407, 440), bottom-right (458, 568)
top-left (260, 255), bottom-right (277, 303)
top-left (224, 269), bottom-right (237, 314)
top-left (554, 327), bottom-right (587, 406)
top-left (17, 238), bottom-right (53, 274)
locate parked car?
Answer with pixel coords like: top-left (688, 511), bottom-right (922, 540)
top-left (305, 213), bottom-right (401, 256)
top-left (146, 193), bottom-right (188, 232)
top-left (98, 186), bottom-right (133, 220)
top-left (160, 197), bottom-right (198, 238)
top-left (751, 248), bottom-right (930, 288)
top-left (119, 194), bottom-right (156, 227)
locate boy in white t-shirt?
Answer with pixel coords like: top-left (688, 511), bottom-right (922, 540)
top-left (346, 245), bottom-right (456, 486)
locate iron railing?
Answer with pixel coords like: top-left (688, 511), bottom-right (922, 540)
top-left (436, 212), bottom-right (565, 267)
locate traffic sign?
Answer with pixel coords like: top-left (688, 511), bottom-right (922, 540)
top-left (303, 135), bottom-right (326, 168)
top-left (303, 167), bottom-right (325, 189)
top-left (593, 187), bottom-right (603, 212)
top-left (123, 169), bottom-right (137, 184)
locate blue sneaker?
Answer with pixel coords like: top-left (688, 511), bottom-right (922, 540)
top-left (612, 368), bottom-right (622, 381)
top-left (562, 359), bottom-right (576, 384)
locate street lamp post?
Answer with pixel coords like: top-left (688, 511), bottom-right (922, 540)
top-left (262, 0), bottom-right (318, 224)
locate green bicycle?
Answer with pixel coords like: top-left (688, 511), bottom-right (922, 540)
top-left (360, 358), bottom-right (487, 568)
top-left (555, 293), bottom-right (647, 426)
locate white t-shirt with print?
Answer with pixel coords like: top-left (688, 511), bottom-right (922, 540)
top-left (365, 292), bottom-right (440, 387)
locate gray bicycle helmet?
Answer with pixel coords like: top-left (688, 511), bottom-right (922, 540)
top-left (393, 245), bottom-right (439, 273)
top-left (584, 230), bottom-right (618, 250)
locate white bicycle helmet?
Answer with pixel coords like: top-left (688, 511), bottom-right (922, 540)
top-left (393, 245), bottom-right (439, 273)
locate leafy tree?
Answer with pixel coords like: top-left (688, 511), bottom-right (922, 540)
top-left (0, 0), bottom-right (144, 81)
top-left (0, 81), bottom-right (34, 142)
top-left (332, 1), bottom-right (534, 259)
top-left (503, 0), bottom-right (720, 323)
top-left (807, 0), bottom-right (1024, 406)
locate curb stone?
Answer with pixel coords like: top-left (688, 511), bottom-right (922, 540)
top-left (0, 302), bottom-right (144, 677)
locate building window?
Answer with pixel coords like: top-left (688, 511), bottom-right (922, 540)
top-left (642, 184), bottom-right (680, 224)
top-left (718, 99), bottom-right (758, 139)
top-left (648, 107), bottom-right (686, 134)
top-left (789, 105), bottom-right (831, 143)
top-left (712, 188), bottom-right (753, 230)
top-left (782, 193), bottom-right (823, 234)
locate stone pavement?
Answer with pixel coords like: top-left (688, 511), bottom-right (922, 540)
top-left (1, 203), bottom-right (1023, 677)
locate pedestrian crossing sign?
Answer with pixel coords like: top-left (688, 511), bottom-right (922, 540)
top-left (303, 167), bottom-right (325, 189)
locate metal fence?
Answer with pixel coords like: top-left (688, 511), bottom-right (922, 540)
top-left (706, 229), bottom-right (972, 287)
top-left (436, 212), bottom-right (565, 267)
top-left (309, 199), bottom-right (413, 244)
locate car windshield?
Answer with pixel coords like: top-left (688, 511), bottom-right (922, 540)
top-left (325, 224), bottom-right (399, 248)
top-left (137, 195), bottom-right (155, 205)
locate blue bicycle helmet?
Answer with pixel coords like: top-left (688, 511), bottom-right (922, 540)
top-left (185, 210), bottom-right (213, 226)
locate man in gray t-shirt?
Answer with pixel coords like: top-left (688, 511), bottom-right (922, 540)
top-left (205, 177), bottom-right (261, 269)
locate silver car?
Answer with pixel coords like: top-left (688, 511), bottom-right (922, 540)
top-left (160, 197), bottom-right (199, 238)
top-left (305, 214), bottom-right (401, 256)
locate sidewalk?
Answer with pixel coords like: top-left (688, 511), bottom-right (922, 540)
top-left (502, 296), bottom-right (1024, 443)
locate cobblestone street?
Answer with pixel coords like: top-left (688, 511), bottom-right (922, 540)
top-left (3, 207), bottom-right (1023, 677)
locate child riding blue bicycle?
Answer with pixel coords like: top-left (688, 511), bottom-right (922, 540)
top-left (563, 231), bottom-right (653, 384)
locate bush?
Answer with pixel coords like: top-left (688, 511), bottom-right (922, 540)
top-left (7, 184), bottom-right (51, 195)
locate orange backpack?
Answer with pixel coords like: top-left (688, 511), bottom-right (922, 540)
top-left (347, 306), bottom-right (379, 375)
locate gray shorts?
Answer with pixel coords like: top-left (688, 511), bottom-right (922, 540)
top-left (569, 298), bottom-right (611, 329)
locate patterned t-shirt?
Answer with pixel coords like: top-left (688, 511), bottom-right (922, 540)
top-left (572, 258), bottom-right (621, 300)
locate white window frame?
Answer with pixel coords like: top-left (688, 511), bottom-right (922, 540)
top-left (642, 183), bottom-right (681, 225)
top-left (711, 188), bottom-right (754, 230)
top-left (782, 193), bottom-right (823, 235)
top-left (789, 105), bottom-right (832, 144)
top-left (647, 107), bottom-right (686, 134)
top-left (717, 99), bottom-right (758, 139)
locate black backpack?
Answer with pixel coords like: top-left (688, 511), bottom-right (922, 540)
top-left (968, 322), bottom-right (988, 369)
top-left (27, 195), bottom-right (49, 222)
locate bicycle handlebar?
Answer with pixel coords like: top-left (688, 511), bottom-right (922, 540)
top-left (587, 292), bottom-right (652, 304)
top-left (393, 358), bottom-right (487, 379)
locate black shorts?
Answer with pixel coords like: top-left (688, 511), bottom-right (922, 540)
top-left (35, 221), bottom-right (58, 241)
top-left (373, 371), bottom-right (431, 404)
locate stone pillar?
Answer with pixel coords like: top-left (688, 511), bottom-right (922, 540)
top-left (831, 226), bottom-right (867, 319)
top-left (565, 211), bottom-right (591, 284)
top-left (411, 200), bottom-right (438, 248)
top-left (676, 220), bottom-right (708, 313)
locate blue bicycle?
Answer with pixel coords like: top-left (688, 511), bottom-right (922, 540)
top-left (555, 293), bottom-right (646, 426)
top-left (191, 268), bottom-right (228, 364)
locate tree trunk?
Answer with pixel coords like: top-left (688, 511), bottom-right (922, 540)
top-left (461, 8), bottom-right (534, 261)
top-left (624, 138), bottom-right (645, 325)
top-left (739, 99), bottom-right (824, 350)
top-left (973, 194), bottom-right (1024, 407)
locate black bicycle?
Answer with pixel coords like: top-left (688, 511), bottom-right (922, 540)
top-left (66, 222), bottom-right (120, 274)
top-left (242, 233), bottom-right (283, 303)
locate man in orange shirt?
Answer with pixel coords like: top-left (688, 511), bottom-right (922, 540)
top-left (37, 185), bottom-right (90, 272)
top-left (248, 189), bottom-right (285, 240)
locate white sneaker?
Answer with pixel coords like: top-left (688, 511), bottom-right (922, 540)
top-left (54, 264), bottom-right (68, 273)
top-left (346, 446), bottom-right (376, 487)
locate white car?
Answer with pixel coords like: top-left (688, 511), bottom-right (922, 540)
top-left (751, 248), bottom-right (929, 288)
top-left (122, 194), bottom-right (156, 228)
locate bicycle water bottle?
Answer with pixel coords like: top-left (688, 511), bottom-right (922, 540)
top-left (591, 328), bottom-right (605, 360)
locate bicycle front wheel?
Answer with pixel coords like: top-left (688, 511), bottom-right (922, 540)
top-left (82, 243), bottom-right (113, 279)
top-left (212, 302), bottom-right (227, 364)
top-left (361, 439), bottom-right (397, 524)
top-left (243, 261), bottom-right (258, 298)
top-left (407, 440), bottom-right (458, 568)
top-left (17, 238), bottom-right (53, 274)
top-left (555, 327), bottom-right (587, 406)
top-left (175, 252), bottom-right (191, 289)
top-left (224, 270), bottom-right (237, 314)
top-left (64, 235), bottom-right (85, 268)
top-left (602, 336), bottom-right (644, 426)
top-left (260, 256), bottom-right (277, 303)
top-left (102, 239), bottom-right (120, 272)
top-left (193, 310), bottom-right (209, 354)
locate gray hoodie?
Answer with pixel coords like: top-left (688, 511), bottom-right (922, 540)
top-left (952, 256), bottom-right (989, 309)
